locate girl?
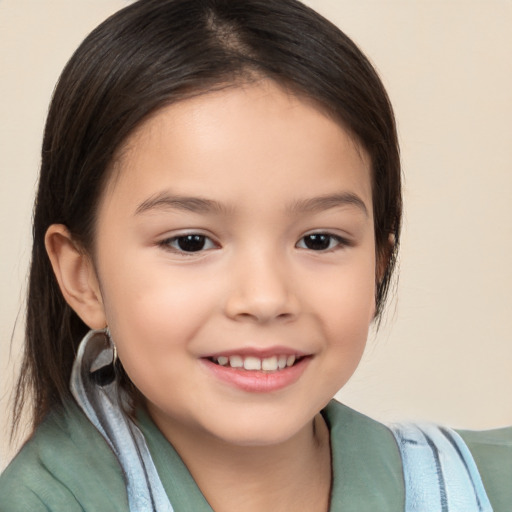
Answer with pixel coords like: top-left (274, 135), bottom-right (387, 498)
top-left (0, 0), bottom-right (510, 510)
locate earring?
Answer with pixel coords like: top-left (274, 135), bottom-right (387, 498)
top-left (75, 328), bottom-right (117, 386)
top-left (105, 327), bottom-right (118, 366)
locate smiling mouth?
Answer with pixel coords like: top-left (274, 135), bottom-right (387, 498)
top-left (207, 354), bottom-right (305, 372)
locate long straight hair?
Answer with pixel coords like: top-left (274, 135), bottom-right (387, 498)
top-left (13, 0), bottom-right (401, 435)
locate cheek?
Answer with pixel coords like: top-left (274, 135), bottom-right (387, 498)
top-left (315, 257), bottom-right (376, 360)
top-left (103, 283), bottom-right (202, 406)
top-left (99, 261), bottom-right (214, 376)
top-left (316, 255), bottom-right (376, 324)
top-left (103, 249), bottom-right (210, 327)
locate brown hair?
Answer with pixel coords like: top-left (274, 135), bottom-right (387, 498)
top-left (14, 0), bottom-right (401, 434)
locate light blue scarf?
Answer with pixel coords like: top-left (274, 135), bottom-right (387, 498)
top-left (70, 329), bottom-right (174, 512)
top-left (390, 423), bottom-right (493, 511)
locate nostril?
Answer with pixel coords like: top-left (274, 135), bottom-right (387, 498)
top-left (223, 273), bottom-right (300, 323)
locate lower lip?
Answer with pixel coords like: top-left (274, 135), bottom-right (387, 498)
top-left (201, 357), bottom-right (310, 393)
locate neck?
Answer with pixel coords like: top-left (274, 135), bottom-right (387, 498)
top-left (148, 409), bottom-right (332, 512)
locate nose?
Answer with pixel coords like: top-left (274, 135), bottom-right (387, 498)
top-left (224, 250), bottom-right (300, 323)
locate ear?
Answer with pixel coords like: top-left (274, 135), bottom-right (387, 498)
top-left (45, 224), bottom-right (107, 329)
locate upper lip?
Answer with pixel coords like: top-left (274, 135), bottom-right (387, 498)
top-left (202, 346), bottom-right (310, 359)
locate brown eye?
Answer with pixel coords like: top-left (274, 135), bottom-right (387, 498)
top-left (163, 234), bottom-right (216, 253)
top-left (297, 233), bottom-right (344, 251)
top-left (177, 235), bottom-right (207, 252)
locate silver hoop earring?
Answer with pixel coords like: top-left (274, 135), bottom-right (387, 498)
top-left (105, 327), bottom-right (118, 366)
top-left (74, 328), bottom-right (117, 386)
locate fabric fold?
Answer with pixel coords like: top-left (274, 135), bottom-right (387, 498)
top-left (70, 329), bottom-right (174, 512)
top-left (390, 422), bottom-right (493, 512)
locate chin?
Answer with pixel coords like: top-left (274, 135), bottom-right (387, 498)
top-left (202, 406), bottom-right (318, 448)
top-left (213, 425), bottom-right (305, 448)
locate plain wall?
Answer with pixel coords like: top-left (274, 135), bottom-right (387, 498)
top-left (1, 0), bottom-right (511, 469)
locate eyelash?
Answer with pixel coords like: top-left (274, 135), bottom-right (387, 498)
top-left (159, 232), bottom-right (349, 254)
top-left (296, 233), bottom-right (349, 252)
top-left (159, 234), bottom-right (217, 254)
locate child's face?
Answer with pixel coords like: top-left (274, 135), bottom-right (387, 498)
top-left (93, 80), bottom-right (376, 446)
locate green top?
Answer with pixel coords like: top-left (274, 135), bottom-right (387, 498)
top-left (0, 400), bottom-right (510, 511)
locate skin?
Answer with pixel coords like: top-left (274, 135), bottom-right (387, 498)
top-left (46, 80), bottom-right (378, 511)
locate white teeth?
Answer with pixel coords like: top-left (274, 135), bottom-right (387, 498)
top-left (214, 354), bottom-right (300, 371)
top-left (262, 356), bottom-right (278, 371)
top-left (244, 356), bottom-right (262, 370)
top-left (229, 355), bottom-right (243, 368)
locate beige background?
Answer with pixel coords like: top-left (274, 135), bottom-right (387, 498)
top-left (1, 0), bottom-right (511, 469)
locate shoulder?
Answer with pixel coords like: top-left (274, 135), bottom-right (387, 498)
top-left (323, 398), bottom-right (402, 460)
top-left (0, 401), bottom-right (128, 512)
top-left (457, 426), bottom-right (512, 512)
top-left (325, 400), bottom-right (511, 511)
top-left (323, 400), bottom-right (405, 511)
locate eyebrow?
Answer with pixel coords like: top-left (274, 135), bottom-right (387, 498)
top-left (288, 193), bottom-right (369, 217)
top-left (135, 192), bottom-right (231, 216)
top-left (135, 191), bottom-right (369, 217)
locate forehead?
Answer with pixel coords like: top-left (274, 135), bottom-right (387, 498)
top-left (103, 80), bottom-right (372, 215)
